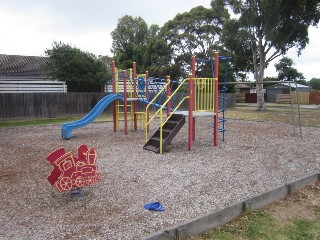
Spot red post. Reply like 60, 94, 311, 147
191, 56, 196, 77
166, 76, 171, 117
124, 71, 128, 135
133, 62, 137, 130
213, 52, 219, 146
112, 61, 117, 132
191, 56, 196, 142
188, 74, 194, 151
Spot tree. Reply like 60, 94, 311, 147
111, 16, 172, 74
263, 76, 278, 88
44, 41, 110, 92
160, 6, 230, 77
275, 57, 305, 82
308, 78, 320, 90
111, 15, 148, 71
143, 24, 172, 67
212, 0, 320, 110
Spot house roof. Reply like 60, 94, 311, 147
0, 54, 50, 77
235, 83, 251, 89
279, 82, 310, 88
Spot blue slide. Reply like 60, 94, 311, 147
61, 94, 123, 139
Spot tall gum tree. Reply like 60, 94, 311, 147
160, 6, 230, 77
212, 0, 320, 110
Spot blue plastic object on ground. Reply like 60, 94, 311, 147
61, 94, 123, 139
144, 202, 165, 211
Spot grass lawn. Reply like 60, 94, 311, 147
0, 113, 113, 128
225, 106, 320, 126
1, 104, 319, 128
189, 182, 320, 240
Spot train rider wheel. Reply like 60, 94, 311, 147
59, 177, 73, 191
85, 176, 95, 186
75, 176, 85, 188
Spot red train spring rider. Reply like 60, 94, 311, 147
46, 144, 101, 194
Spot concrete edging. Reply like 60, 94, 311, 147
144, 172, 320, 240
286, 173, 319, 195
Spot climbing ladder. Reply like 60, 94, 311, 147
112, 68, 135, 132
217, 56, 232, 142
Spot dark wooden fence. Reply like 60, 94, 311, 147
0, 92, 236, 119
0, 93, 107, 119
309, 92, 320, 105
245, 93, 258, 103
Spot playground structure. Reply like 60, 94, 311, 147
109, 52, 231, 153
61, 52, 232, 154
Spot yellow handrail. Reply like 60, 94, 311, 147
145, 77, 216, 154
145, 78, 189, 154
159, 79, 189, 124
171, 96, 190, 114
145, 81, 171, 142
158, 78, 190, 154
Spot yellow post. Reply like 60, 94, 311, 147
160, 108, 163, 154
145, 108, 149, 142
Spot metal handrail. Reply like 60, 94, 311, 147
158, 78, 190, 154
145, 77, 221, 153
145, 81, 171, 142
145, 78, 189, 153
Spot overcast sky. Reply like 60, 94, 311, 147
0, 0, 319, 80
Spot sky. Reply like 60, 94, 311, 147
0, 0, 319, 80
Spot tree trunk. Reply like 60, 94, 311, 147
255, 35, 267, 111
256, 82, 265, 110
254, 64, 266, 111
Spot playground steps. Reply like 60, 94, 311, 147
143, 114, 185, 153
